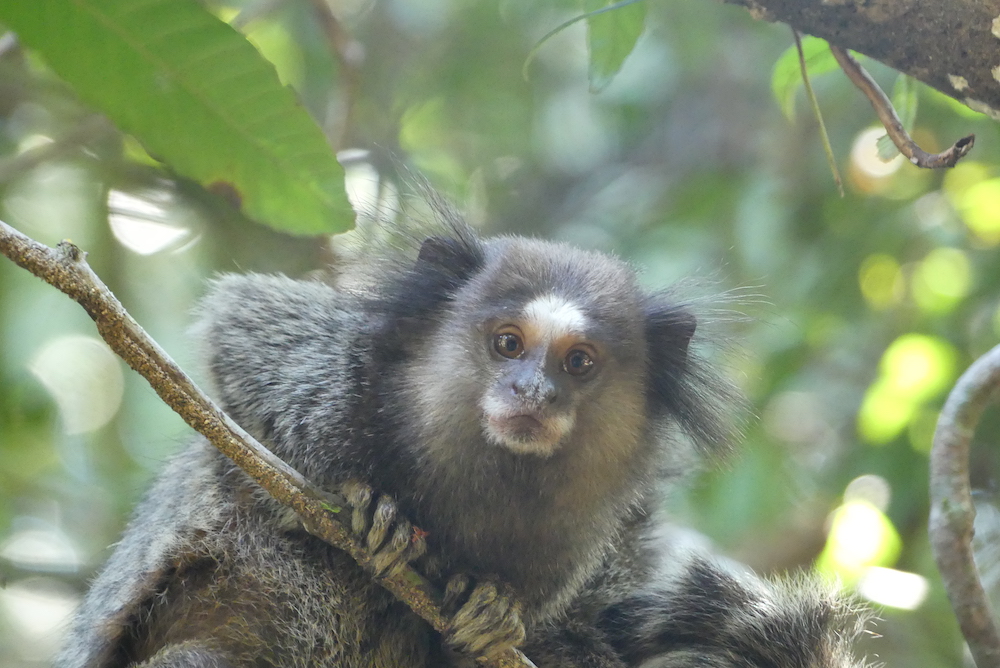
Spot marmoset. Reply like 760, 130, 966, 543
56, 204, 868, 668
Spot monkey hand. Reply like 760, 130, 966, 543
442, 574, 527, 661
342, 480, 428, 578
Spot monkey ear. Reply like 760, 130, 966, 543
644, 300, 741, 457
417, 235, 481, 281
645, 304, 697, 367
375, 233, 485, 328
417, 235, 457, 264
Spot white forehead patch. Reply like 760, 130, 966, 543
522, 294, 588, 340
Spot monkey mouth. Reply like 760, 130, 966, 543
493, 414, 545, 439
482, 409, 575, 457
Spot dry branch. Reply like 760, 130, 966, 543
930, 343, 1000, 668
830, 46, 974, 169
0, 219, 534, 668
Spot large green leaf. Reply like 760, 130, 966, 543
585, 0, 646, 93
0, 0, 350, 235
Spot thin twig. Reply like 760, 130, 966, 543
930, 344, 1000, 668
795, 30, 843, 197
829, 45, 974, 169
0, 220, 534, 668
304, 0, 363, 149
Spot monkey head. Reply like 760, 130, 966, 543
399, 234, 705, 464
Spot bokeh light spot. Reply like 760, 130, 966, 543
943, 160, 992, 200
857, 567, 929, 610
851, 127, 903, 178
858, 334, 956, 444
858, 253, 903, 310
843, 474, 891, 512
816, 499, 901, 583
0, 527, 80, 572
881, 334, 957, 398
858, 382, 914, 445
107, 189, 193, 255
912, 247, 972, 313
958, 178, 1000, 245
28, 335, 124, 435
0, 577, 79, 661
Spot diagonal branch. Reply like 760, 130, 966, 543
0, 219, 534, 668
930, 343, 1000, 668
829, 45, 974, 169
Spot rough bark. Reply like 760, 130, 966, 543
726, 0, 1000, 118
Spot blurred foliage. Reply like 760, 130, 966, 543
0, 0, 349, 235
1, 0, 999, 666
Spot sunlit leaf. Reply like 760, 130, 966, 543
771, 36, 840, 120
585, 0, 646, 93
0, 0, 350, 235
523, 1, 646, 89
892, 74, 919, 130
874, 134, 898, 161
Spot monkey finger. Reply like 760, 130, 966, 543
442, 573, 472, 615
450, 609, 525, 659
366, 495, 397, 553
342, 480, 374, 537
448, 582, 525, 658
369, 517, 414, 577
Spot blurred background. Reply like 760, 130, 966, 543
2, 0, 1000, 666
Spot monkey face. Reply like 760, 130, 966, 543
399, 235, 654, 469
478, 293, 605, 457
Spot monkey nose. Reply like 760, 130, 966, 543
511, 379, 558, 405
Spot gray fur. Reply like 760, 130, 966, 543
55, 220, 868, 668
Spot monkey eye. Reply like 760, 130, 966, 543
494, 332, 525, 359
563, 349, 595, 376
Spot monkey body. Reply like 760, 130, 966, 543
57, 218, 866, 668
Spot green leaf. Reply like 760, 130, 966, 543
0, 0, 350, 235
875, 133, 899, 162
771, 36, 840, 121
891, 73, 919, 130
585, 0, 646, 93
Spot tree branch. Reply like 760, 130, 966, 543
0, 219, 535, 668
930, 343, 1000, 668
304, 0, 364, 149
724, 0, 1000, 117
829, 45, 974, 169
